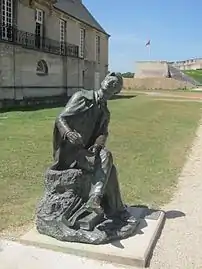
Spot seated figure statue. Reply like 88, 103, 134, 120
36, 72, 139, 244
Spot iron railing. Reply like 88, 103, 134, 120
0, 24, 79, 58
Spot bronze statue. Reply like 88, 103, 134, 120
36, 72, 139, 244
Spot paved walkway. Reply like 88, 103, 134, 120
0, 239, 128, 269
150, 120, 202, 269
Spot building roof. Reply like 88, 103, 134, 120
54, 0, 109, 36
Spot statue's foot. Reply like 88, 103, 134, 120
85, 195, 104, 215
119, 209, 138, 224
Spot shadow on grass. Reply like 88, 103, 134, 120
0, 102, 65, 113
0, 95, 137, 113
110, 94, 137, 100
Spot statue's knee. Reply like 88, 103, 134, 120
100, 148, 113, 164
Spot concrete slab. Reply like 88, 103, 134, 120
20, 207, 165, 268
0, 240, 130, 269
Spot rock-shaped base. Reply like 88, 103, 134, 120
36, 216, 139, 245
36, 168, 139, 244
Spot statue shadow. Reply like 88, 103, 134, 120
130, 205, 186, 219
130, 206, 185, 267
165, 210, 186, 219
108, 205, 150, 249
109, 205, 186, 259
110, 218, 147, 249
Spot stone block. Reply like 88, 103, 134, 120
20, 207, 165, 268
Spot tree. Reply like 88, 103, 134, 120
121, 72, 134, 78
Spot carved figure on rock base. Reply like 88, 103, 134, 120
36, 72, 139, 244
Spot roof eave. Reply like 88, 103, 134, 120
54, 6, 110, 37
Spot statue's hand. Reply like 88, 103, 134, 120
88, 144, 102, 155
65, 131, 84, 146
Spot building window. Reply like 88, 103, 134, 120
36, 59, 48, 76
79, 28, 85, 58
35, 9, 43, 49
35, 23, 41, 48
60, 19, 66, 54
1, 0, 13, 40
95, 35, 100, 63
35, 8, 43, 24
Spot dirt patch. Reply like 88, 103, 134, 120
0, 222, 33, 240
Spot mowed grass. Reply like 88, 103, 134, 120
183, 69, 202, 84
0, 96, 201, 232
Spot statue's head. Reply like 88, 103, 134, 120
100, 72, 123, 100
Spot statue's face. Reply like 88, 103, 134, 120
101, 72, 123, 100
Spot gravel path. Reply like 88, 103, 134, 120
150, 120, 202, 269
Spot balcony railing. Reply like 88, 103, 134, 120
0, 24, 79, 58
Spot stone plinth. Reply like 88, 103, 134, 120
20, 207, 165, 268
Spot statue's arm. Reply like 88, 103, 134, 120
55, 91, 85, 139
55, 108, 72, 139
93, 104, 110, 148
94, 120, 109, 147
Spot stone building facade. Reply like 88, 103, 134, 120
0, 0, 109, 105
169, 58, 202, 71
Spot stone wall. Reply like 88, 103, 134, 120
135, 61, 169, 78
123, 78, 194, 90
0, 43, 86, 103
171, 58, 202, 71
16, 1, 109, 85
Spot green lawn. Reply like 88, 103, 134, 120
183, 69, 202, 84
0, 96, 201, 233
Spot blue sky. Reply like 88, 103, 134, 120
83, 0, 201, 73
